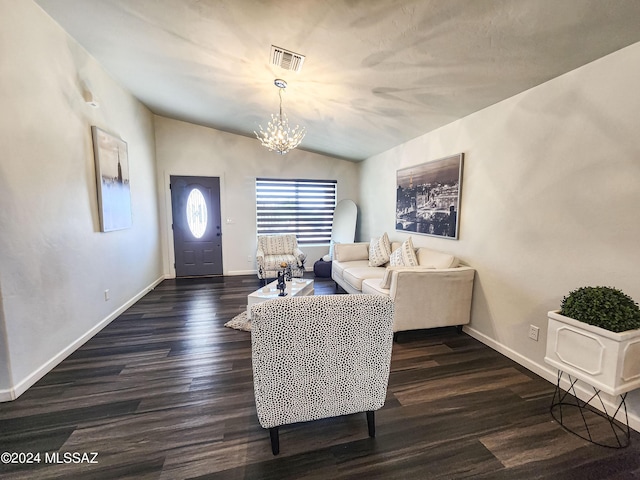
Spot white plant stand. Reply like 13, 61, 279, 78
549, 371, 630, 448
545, 310, 640, 448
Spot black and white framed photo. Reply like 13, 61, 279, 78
396, 153, 464, 239
91, 126, 132, 232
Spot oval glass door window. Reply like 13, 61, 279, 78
186, 188, 207, 238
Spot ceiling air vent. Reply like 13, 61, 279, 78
270, 45, 305, 73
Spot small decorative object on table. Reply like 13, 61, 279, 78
277, 262, 288, 296
285, 263, 292, 281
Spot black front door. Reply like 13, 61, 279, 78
170, 176, 223, 277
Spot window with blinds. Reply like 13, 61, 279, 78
256, 178, 337, 245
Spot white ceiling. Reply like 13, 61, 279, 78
35, 0, 640, 161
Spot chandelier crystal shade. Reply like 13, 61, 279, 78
255, 79, 305, 155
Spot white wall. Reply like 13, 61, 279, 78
154, 116, 360, 277
0, 1, 163, 399
0, 283, 11, 391
360, 42, 640, 420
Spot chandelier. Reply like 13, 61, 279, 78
255, 79, 306, 154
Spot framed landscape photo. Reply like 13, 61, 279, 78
91, 126, 132, 232
396, 153, 464, 239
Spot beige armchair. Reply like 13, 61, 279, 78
250, 294, 394, 455
256, 234, 306, 283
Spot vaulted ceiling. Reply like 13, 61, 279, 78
35, 0, 640, 161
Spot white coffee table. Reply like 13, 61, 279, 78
247, 278, 314, 319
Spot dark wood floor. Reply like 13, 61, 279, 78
2, 275, 640, 480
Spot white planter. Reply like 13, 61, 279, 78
544, 310, 640, 396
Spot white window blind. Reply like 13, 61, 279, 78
256, 178, 337, 245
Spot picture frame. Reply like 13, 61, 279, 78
91, 126, 132, 232
396, 153, 464, 239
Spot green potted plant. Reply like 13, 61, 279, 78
545, 286, 640, 396
560, 287, 640, 333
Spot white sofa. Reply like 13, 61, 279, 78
332, 241, 475, 333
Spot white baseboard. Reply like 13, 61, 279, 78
463, 325, 640, 432
164, 270, 258, 278
226, 269, 257, 276
463, 326, 557, 383
0, 388, 15, 402
3, 275, 166, 402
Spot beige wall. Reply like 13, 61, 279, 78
359, 42, 640, 423
0, 1, 163, 399
0, 284, 10, 391
154, 116, 360, 277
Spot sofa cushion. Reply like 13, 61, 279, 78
389, 237, 419, 267
332, 259, 370, 280
368, 232, 391, 267
343, 266, 386, 291
263, 254, 299, 272
416, 247, 459, 268
362, 278, 390, 296
334, 243, 369, 262
380, 267, 392, 289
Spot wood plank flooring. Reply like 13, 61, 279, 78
2, 275, 640, 479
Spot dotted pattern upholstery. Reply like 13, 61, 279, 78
250, 294, 394, 430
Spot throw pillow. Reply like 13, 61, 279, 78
368, 232, 391, 267
416, 247, 458, 268
388, 248, 402, 266
389, 237, 419, 267
334, 242, 368, 262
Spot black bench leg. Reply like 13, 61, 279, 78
366, 411, 375, 437
269, 427, 280, 455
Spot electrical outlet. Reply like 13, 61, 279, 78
528, 325, 539, 341
247, 255, 252, 262
104, 289, 110, 301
